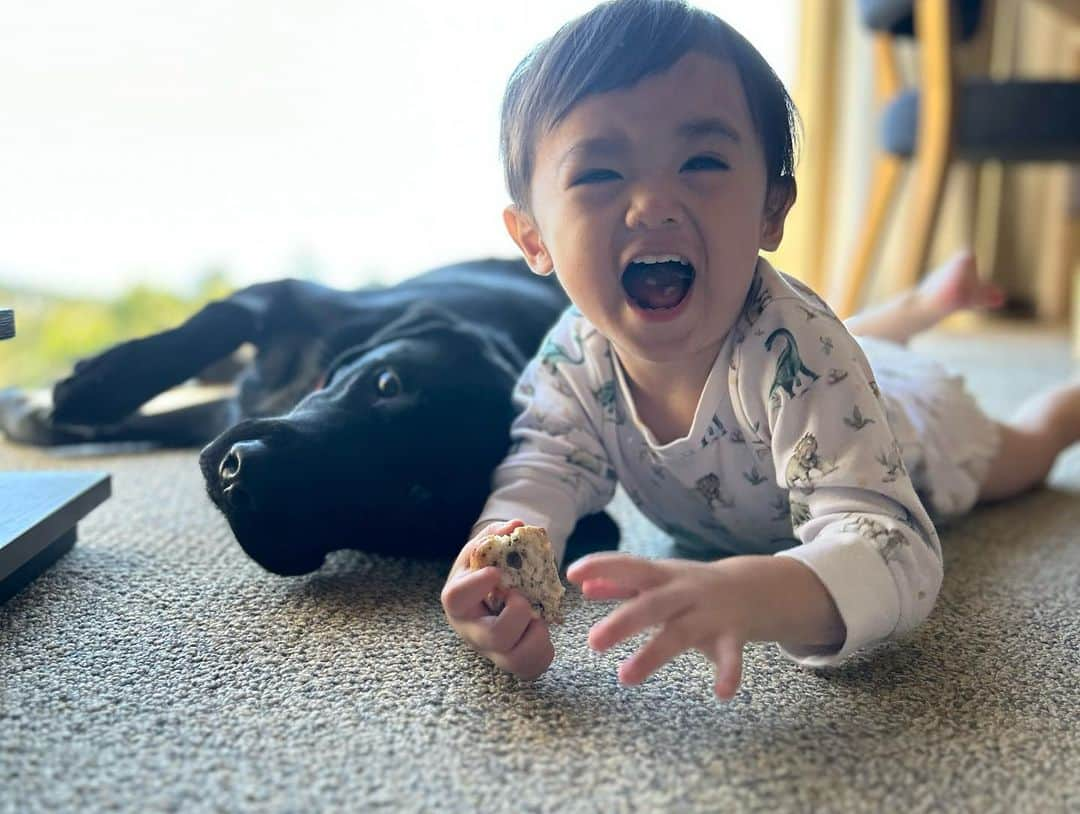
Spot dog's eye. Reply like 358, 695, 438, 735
375, 369, 402, 398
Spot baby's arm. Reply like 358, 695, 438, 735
442, 313, 617, 678
470, 317, 618, 565
734, 296, 942, 667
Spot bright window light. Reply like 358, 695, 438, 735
0, 1, 797, 298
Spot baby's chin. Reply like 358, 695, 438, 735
610, 302, 736, 366
609, 318, 710, 365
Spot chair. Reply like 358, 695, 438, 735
836, 0, 1080, 317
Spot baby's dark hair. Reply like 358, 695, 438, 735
500, 0, 800, 212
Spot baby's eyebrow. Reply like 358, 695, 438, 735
677, 117, 741, 144
557, 117, 741, 171
558, 137, 627, 170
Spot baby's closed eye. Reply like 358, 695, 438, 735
571, 169, 622, 186
681, 155, 730, 172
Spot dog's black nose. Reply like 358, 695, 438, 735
218, 439, 268, 511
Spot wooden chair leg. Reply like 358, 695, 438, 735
834, 31, 904, 318
887, 0, 957, 297
835, 154, 904, 318
891, 128, 952, 298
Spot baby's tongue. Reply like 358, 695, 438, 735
622, 261, 693, 309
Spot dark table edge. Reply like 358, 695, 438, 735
0, 473, 112, 603
0, 528, 77, 604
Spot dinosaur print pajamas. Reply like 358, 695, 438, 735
475, 259, 1000, 667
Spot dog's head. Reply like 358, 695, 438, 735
199, 301, 527, 575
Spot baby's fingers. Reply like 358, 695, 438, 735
588, 585, 691, 652
442, 566, 502, 620
473, 591, 537, 654
580, 577, 638, 601
566, 553, 669, 597
617, 628, 687, 686
491, 616, 555, 681
707, 635, 745, 701
484, 519, 525, 538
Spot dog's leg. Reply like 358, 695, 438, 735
99, 396, 241, 447
0, 389, 238, 448
50, 288, 283, 425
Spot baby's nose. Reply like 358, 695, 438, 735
625, 185, 682, 231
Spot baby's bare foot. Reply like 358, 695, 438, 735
917, 250, 1006, 322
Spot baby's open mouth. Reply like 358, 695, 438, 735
621, 257, 695, 310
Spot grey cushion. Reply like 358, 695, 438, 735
881, 81, 1080, 161
858, 0, 983, 41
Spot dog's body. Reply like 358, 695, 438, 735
0, 259, 617, 574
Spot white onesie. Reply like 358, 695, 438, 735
475, 258, 999, 667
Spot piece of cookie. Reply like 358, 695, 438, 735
468, 525, 565, 624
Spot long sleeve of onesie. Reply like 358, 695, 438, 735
732, 290, 943, 667
473, 310, 618, 563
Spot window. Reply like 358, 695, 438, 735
1, 1, 797, 297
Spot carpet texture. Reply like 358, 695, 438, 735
2, 323, 1078, 813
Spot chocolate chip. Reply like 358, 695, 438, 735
506, 551, 523, 569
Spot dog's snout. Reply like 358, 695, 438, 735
223, 483, 253, 510
216, 439, 270, 511
217, 440, 266, 481
219, 451, 241, 481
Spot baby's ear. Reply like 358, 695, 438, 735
760, 178, 797, 251
503, 205, 554, 276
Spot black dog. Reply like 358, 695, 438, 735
0, 259, 617, 574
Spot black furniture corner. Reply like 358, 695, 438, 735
1, 307, 112, 603
0, 472, 111, 603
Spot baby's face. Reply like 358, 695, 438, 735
514, 52, 789, 368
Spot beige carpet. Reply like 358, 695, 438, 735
2, 322, 1078, 813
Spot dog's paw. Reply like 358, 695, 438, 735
51, 346, 144, 424
52, 370, 112, 424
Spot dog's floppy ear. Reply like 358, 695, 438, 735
321, 301, 453, 379
378, 301, 527, 392
361, 301, 469, 346
324, 301, 525, 390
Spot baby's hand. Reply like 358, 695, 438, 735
441, 520, 555, 681
566, 553, 762, 700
